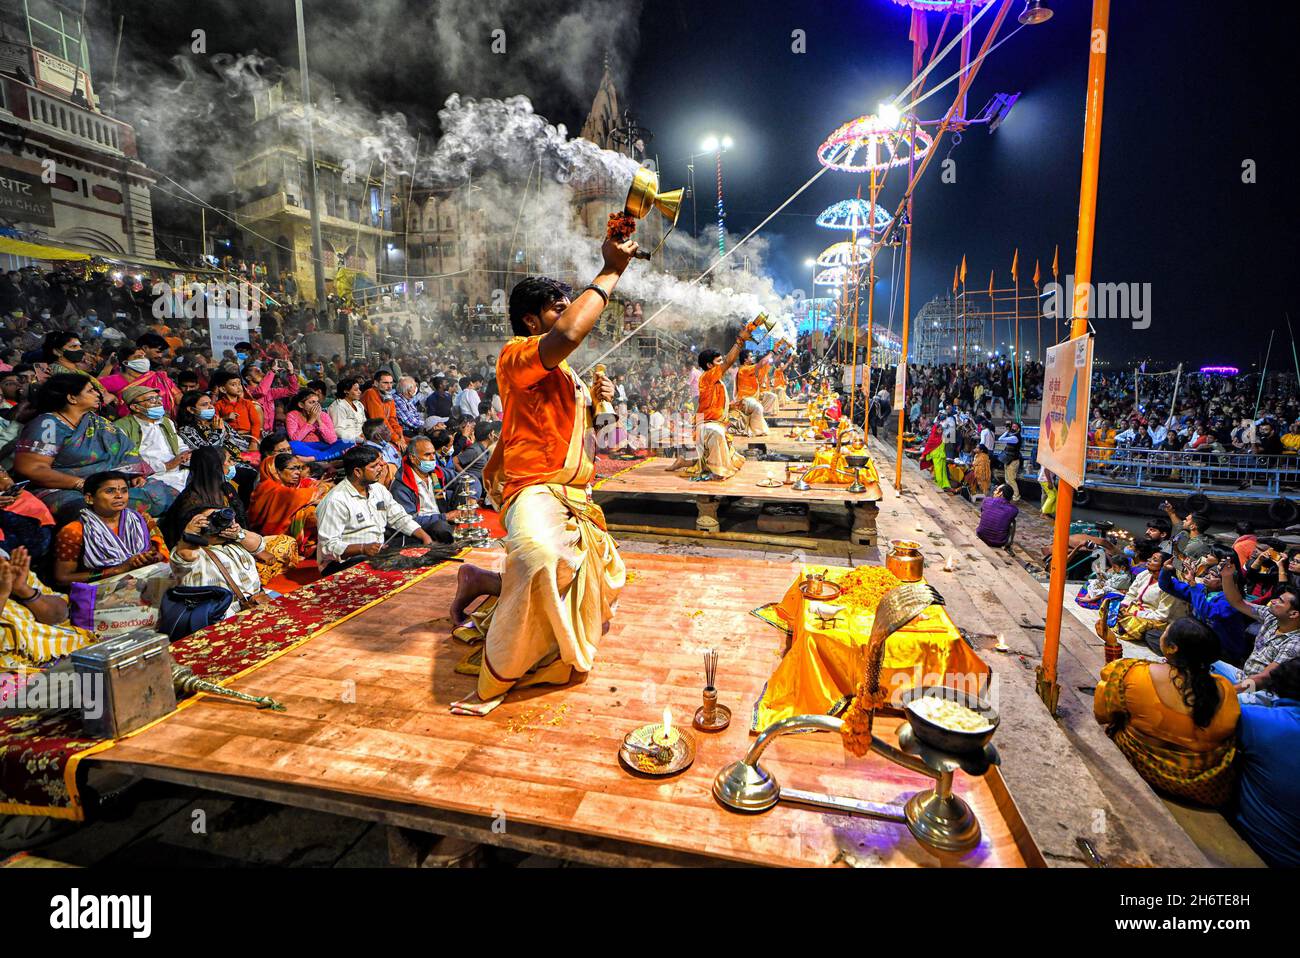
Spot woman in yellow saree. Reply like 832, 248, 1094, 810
1094, 617, 1240, 807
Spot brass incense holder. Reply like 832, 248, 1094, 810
620, 721, 696, 776
693, 650, 731, 732
622, 166, 684, 259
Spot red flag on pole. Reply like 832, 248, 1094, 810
909, 10, 929, 78
959, 255, 967, 284
1033, 258, 1041, 286
952, 264, 959, 293
1051, 244, 1060, 280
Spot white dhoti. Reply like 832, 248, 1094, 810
476, 484, 624, 702
691, 420, 744, 478
760, 390, 779, 415
741, 396, 768, 436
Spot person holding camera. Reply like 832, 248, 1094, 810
168, 504, 271, 617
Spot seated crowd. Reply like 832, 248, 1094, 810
0, 325, 505, 674
1091, 528, 1300, 866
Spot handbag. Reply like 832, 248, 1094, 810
202, 547, 274, 612
157, 585, 233, 642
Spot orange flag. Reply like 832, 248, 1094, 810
1051, 244, 1060, 279
959, 254, 967, 284
1033, 258, 1041, 286
1010, 248, 1019, 281
988, 271, 994, 297
952, 264, 959, 293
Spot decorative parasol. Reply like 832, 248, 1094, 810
817, 112, 934, 173
816, 198, 894, 234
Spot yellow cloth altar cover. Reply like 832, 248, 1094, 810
752, 565, 988, 732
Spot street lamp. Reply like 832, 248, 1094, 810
702, 133, 733, 259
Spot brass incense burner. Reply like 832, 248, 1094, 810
622, 167, 684, 259
713, 583, 1000, 854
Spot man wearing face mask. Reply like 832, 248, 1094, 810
391, 436, 454, 543
362, 371, 407, 450
114, 384, 191, 492
315, 444, 432, 573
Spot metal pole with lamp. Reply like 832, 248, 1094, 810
894, 118, 918, 490
295, 0, 328, 307
1040, 0, 1109, 714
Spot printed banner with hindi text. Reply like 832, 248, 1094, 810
1037, 336, 1094, 488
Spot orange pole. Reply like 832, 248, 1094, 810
864, 166, 878, 408
1040, 0, 1110, 713
1014, 269, 1021, 417
894, 150, 916, 489
849, 214, 861, 423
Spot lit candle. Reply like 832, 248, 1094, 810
655, 706, 679, 747
994, 634, 1010, 652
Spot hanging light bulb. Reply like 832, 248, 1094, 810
1018, 0, 1053, 25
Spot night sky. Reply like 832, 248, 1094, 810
97, 0, 1297, 367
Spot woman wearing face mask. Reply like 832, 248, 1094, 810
162, 446, 301, 586
99, 344, 182, 418
42, 331, 109, 406
14, 373, 177, 519
174, 389, 251, 460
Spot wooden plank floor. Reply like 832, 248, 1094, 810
595, 457, 882, 504
93, 551, 1033, 867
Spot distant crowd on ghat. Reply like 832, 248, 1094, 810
1, 264, 1297, 666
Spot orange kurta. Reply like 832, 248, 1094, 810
361, 387, 406, 447
735, 364, 759, 401
774, 365, 787, 388
697, 364, 727, 423
213, 395, 263, 438
483, 336, 595, 506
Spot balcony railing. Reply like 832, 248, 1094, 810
25, 88, 123, 154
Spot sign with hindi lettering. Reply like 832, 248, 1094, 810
0, 168, 55, 226
209, 305, 252, 360
1037, 336, 1094, 488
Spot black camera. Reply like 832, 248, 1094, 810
204, 508, 237, 536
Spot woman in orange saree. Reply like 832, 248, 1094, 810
248, 453, 329, 552
1094, 617, 1240, 806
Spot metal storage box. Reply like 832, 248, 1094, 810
69, 631, 176, 739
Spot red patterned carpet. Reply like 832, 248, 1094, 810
0, 560, 449, 820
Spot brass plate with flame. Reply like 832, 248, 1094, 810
619, 722, 697, 777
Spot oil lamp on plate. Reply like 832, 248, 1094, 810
620, 706, 696, 776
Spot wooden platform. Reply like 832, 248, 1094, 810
595, 457, 881, 544
90, 551, 1040, 868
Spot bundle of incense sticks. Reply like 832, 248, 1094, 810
704, 649, 718, 691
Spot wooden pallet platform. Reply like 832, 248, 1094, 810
595, 457, 881, 544
90, 551, 1040, 868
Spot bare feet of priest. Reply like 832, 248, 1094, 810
450, 563, 503, 628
